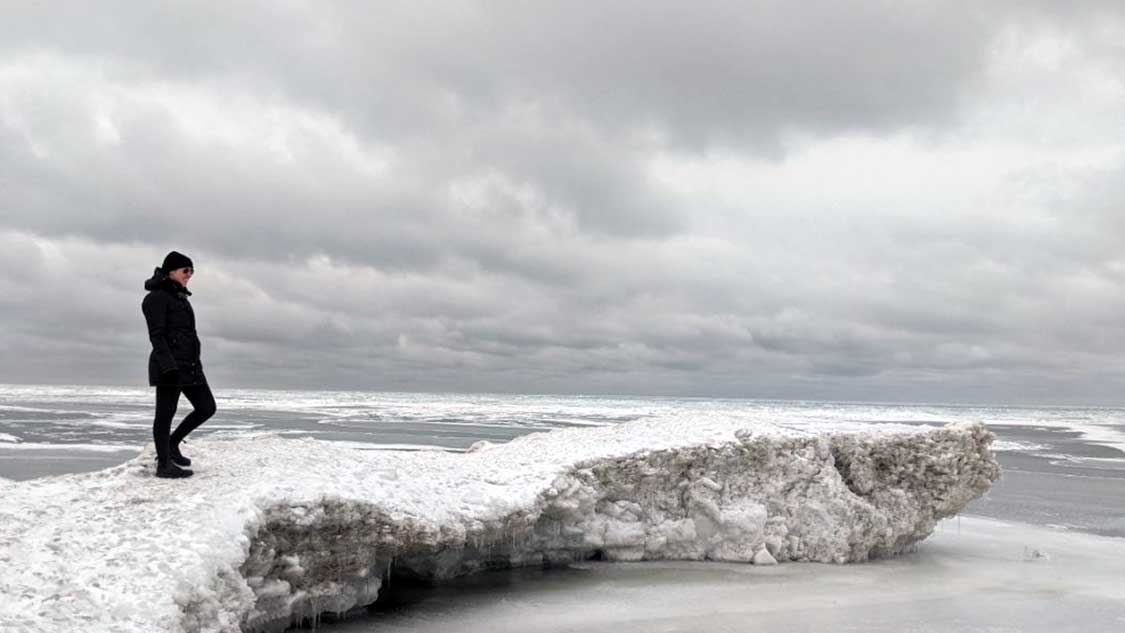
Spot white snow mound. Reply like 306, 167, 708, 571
0, 417, 999, 633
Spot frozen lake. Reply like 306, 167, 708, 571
2, 384, 1124, 632
3, 384, 1123, 536
340, 517, 1125, 633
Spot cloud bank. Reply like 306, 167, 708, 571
2, 2, 1123, 403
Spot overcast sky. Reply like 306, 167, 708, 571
2, 2, 1124, 404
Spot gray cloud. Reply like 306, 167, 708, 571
1, 2, 1124, 403
0, 2, 995, 140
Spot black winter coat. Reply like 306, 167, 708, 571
142, 268, 207, 387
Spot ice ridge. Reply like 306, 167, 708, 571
0, 417, 999, 633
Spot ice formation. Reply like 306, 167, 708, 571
0, 417, 999, 633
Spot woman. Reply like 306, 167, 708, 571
141, 251, 216, 479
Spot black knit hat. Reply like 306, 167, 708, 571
160, 251, 194, 274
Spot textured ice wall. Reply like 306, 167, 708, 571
234, 423, 998, 632
0, 418, 998, 633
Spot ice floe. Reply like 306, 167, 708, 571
0, 416, 998, 632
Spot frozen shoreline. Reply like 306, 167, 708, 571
0, 417, 997, 633
342, 515, 1125, 633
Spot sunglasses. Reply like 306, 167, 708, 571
179, 267, 194, 275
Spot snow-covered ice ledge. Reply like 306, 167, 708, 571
0, 418, 999, 633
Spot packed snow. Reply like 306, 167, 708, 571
0, 416, 999, 633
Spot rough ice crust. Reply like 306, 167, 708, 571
0, 418, 998, 633
235, 421, 999, 631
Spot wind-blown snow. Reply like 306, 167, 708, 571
0, 417, 998, 633
0, 442, 140, 453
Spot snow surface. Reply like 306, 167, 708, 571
0, 442, 140, 453
990, 439, 1049, 452
0, 416, 998, 633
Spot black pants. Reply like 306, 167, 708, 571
153, 383, 216, 463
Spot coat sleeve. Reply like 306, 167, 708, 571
142, 293, 178, 373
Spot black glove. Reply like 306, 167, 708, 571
161, 368, 181, 385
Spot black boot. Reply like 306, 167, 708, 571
154, 453, 192, 468
169, 443, 192, 467
155, 460, 193, 479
